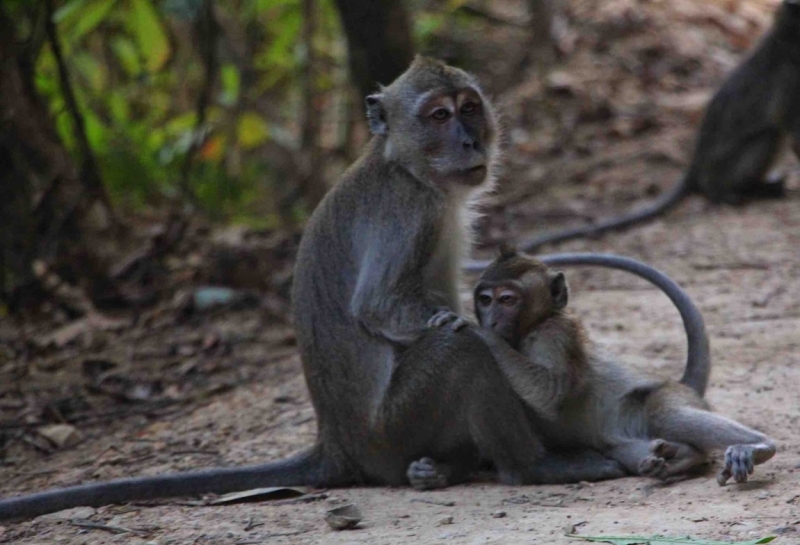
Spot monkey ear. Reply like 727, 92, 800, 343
365, 94, 388, 136
549, 272, 569, 310
498, 244, 518, 260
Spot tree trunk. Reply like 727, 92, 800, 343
332, 0, 414, 100
0, 5, 119, 311
298, 0, 327, 209
526, 0, 560, 67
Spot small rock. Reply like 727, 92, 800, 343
37, 506, 96, 521
37, 424, 82, 449
492, 511, 507, 519
325, 504, 362, 530
437, 516, 454, 526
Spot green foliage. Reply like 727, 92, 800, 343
567, 534, 777, 545
31, 0, 347, 222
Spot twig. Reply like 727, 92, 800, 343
410, 498, 456, 507
68, 518, 150, 536
244, 517, 264, 531
172, 449, 221, 456
179, 0, 218, 208
692, 261, 770, 271
43, 0, 115, 220
235, 530, 309, 543
457, 3, 528, 27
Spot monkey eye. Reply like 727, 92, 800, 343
431, 108, 451, 122
499, 294, 517, 306
478, 293, 492, 306
460, 101, 479, 115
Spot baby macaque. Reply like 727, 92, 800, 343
473, 248, 776, 483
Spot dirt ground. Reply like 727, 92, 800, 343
3, 0, 800, 543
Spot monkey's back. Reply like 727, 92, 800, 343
291, 138, 446, 465
691, 9, 800, 197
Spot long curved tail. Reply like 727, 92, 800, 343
466, 252, 710, 397
539, 253, 710, 397
518, 176, 691, 253
0, 444, 343, 521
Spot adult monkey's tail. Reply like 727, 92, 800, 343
465, 252, 710, 397
517, 175, 691, 253
0, 444, 349, 521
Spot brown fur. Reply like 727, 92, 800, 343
475, 250, 777, 485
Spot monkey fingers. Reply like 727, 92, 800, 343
427, 310, 469, 331
406, 457, 451, 490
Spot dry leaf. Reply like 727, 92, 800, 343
209, 487, 309, 505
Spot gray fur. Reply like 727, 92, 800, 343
0, 57, 621, 521
475, 253, 776, 484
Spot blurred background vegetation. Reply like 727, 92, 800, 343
0, 0, 554, 313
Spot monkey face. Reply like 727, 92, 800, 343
365, 57, 498, 191
412, 88, 493, 187
474, 284, 525, 345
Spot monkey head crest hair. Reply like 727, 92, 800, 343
479, 245, 548, 282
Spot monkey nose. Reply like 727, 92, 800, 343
462, 138, 478, 150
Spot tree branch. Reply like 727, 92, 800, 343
43, 0, 115, 218
180, 0, 219, 209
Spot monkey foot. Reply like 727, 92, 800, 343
717, 445, 756, 485
639, 455, 666, 478
407, 457, 451, 490
639, 439, 697, 480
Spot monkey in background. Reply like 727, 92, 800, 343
472, 248, 776, 483
508, 0, 800, 254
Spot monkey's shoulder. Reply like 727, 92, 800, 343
328, 147, 444, 221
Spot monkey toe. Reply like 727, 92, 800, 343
648, 439, 676, 460
638, 455, 665, 477
716, 468, 732, 486
407, 457, 449, 491
724, 445, 756, 483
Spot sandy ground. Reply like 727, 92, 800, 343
5, 197, 800, 544
3, 0, 800, 543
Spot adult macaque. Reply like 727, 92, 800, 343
474, 248, 776, 483
0, 57, 626, 521
510, 0, 800, 253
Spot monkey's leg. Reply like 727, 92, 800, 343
602, 438, 655, 474
650, 407, 775, 485
638, 439, 706, 479
375, 327, 623, 488
705, 131, 782, 203
370, 326, 529, 489
524, 449, 626, 484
